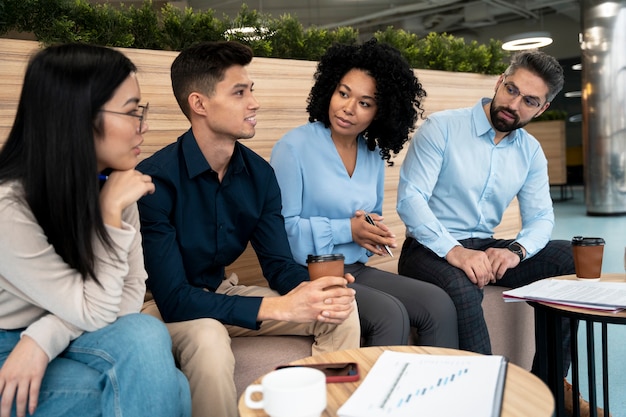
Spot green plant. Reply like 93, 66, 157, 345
61, 1, 134, 46
266, 14, 358, 61
224, 3, 272, 56
127, 2, 163, 50
1, 0, 70, 40
265, 14, 306, 59
160, 4, 226, 51
0, 0, 508, 74
374, 28, 508, 74
532, 109, 568, 122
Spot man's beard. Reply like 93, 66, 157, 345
489, 102, 530, 132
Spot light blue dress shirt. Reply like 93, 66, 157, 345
270, 121, 385, 266
397, 98, 554, 259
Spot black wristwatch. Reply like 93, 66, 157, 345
507, 242, 525, 262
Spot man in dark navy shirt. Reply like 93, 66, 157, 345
138, 41, 360, 417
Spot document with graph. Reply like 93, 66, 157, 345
337, 350, 508, 417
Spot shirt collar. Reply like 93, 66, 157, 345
181, 129, 250, 179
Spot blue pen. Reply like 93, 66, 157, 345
98, 174, 108, 181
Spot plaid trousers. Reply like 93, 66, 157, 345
399, 236, 575, 376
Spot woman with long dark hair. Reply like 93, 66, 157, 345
0, 43, 190, 417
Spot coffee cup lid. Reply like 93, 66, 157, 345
571, 236, 605, 246
306, 254, 345, 263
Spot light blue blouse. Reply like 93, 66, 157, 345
397, 98, 554, 259
270, 121, 385, 266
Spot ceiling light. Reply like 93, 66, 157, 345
572, 63, 582, 70
564, 91, 582, 98
501, 32, 553, 51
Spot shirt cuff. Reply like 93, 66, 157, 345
330, 218, 352, 246
22, 315, 82, 361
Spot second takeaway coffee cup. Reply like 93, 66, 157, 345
306, 254, 345, 281
571, 236, 605, 280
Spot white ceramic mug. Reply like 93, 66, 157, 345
244, 367, 326, 417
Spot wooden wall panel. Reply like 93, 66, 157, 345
1, 38, 498, 160
524, 120, 567, 185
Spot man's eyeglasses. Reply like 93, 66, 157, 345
501, 82, 542, 109
100, 103, 149, 131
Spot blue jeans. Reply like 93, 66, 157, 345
0, 314, 191, 417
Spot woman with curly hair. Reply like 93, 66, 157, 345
270, 39, 458, 347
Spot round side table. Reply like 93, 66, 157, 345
238, 345, 554, 417
531, 273, 626, 417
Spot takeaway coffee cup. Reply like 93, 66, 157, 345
571, 236, 605, 280
306, 254, 345, 281
244, 366, 327, 417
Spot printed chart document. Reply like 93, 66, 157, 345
502, 279, 626, 312
337, 351, 508, 417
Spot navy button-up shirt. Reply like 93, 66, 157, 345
137, 129, 308, 329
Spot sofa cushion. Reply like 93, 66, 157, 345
483, 285, 535, 370
232, 335, 313, 397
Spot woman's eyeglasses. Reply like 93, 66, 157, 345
100, 103, 149, 131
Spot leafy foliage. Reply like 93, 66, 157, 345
374, 28, 508, 74
532, 109, 568, 121
128, 2, 164, 50
266, 14, 358, 60
0, 0, 508, 74
160, 4, 226, 51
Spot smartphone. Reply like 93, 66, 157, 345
275, 362, 360, 383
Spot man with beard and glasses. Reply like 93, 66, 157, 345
396, 50, 606, 417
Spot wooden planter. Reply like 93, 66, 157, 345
525, 120, 567, 186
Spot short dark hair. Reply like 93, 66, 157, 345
171, 41, 254, 119
504, 50, 564, 102
0, 43, 136, 282
306, 38, 426, 165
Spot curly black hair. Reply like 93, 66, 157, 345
306, 38, 427, 165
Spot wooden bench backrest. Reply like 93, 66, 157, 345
0, 38, 520, 287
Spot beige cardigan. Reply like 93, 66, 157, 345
0, 181, 147, 360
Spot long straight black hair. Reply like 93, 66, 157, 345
0, 43, 136, 282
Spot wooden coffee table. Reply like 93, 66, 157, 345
238, 345, 554, 417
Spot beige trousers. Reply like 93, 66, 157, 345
142, 273, 361, 417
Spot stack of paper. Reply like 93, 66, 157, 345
502, 279, 626, 312
337, 351, 508, 417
